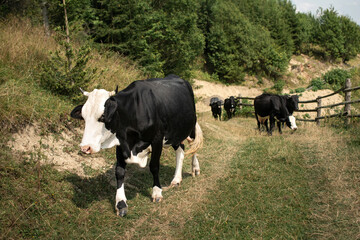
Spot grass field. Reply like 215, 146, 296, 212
1, 112, 360, 239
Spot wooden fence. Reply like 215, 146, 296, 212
235, 78, 360, 124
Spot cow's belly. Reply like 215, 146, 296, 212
125, 146, 152, 168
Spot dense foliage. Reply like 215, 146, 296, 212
2, 0, 360, 83
308, 68, 352, 91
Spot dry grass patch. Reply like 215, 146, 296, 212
0, 16, 57, 71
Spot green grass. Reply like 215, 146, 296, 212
182, 136, 312, 239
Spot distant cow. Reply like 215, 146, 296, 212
209, 97, 222, 121
254, 93, 297, 135
280, 94, 299, 130
71, 75, 203, 217
224, 96, 236, 119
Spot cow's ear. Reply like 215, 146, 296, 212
70, 105, 84, 120
104, 97, 118, 123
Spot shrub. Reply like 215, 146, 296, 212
323, 68, 351, 90
236, 99, 254, 117
309, 78, 326, 91
295, 87, 306, 93
39, 42, 98, 102
272, 80, 285, 94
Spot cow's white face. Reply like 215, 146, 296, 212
288, 115, 297, 130
76, 89, 120, 154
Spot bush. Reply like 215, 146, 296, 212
295, 87, 305, 93
236, 99, 254, 117
39, 42, 97, 102
323, 68, 351, 90
272, 80, 285, 94
309, 78, 326, 91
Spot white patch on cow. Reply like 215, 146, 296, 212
115, 184, 127, 212
289, 115, 297, 130
101, 133, 120, 149
80, 89, 117, 153
257, 115, 269, 124
171, 147, 185, 186
163, 137, 171, 147
151, 186, 163, 202
125, 146, 151, 168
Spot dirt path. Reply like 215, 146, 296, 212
122, 114, 255, 239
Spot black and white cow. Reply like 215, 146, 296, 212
254, 93, 297, 135
224, 96, 236, 119
70, 75, 203, 217
209, 97, 222, 121
280, 94, 299, 130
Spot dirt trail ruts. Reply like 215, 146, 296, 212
122, 114, 255, 239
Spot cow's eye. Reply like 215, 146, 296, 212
98, 114, 105, 122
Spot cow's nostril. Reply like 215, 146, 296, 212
81, 146, 92, 154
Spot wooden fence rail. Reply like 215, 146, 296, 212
232, 78, 359, 125
294, 78, 360, 125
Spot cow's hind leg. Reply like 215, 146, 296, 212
170, 144, 185, 187
115, 146, 128, 217
192, 153, 200, 177
150, 139, 163, 202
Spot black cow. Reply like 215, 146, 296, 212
70, 75, 203, 216
224, 96, 236, 119
209, 97, 222, 121
254, 93, 297, 135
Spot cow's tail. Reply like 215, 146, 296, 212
185, 122, 203, 155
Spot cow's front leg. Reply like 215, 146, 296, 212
269, 117, 276, 136
277, 121, 283, 134
115, 146, 128, 217
149, 140, 163, 202
170, 145, 185, 187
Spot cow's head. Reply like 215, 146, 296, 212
70, 87, 120, 154
284, 115, 297, 130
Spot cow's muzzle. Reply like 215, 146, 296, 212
81, 145, 93, 154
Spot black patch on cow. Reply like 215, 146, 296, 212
104, 97, 118, 123
117, 200, 128, 217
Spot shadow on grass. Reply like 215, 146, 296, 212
65, 161, 192, 211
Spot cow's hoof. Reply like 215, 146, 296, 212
170, 181, 181, 188
152, 197, 163, 203
192, 169, 200, 177
116, 200, 128, 217
118, 208, 128, 217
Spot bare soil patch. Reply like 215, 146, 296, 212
7, 124, 111, 177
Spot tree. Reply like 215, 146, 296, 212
339, 16, 360, 63
204, 0, 288, 83
316, 7, 345, 61
90, 0, 204, 79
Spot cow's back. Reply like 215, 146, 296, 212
254, 94, 273, 116
115, 75, 196, 145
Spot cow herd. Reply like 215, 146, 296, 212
210, 93, 299, 135
70, 75, 299, 216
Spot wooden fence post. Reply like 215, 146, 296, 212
238, 94, 242, 110
316, 98, 322, 126
345, 78, 351, 125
